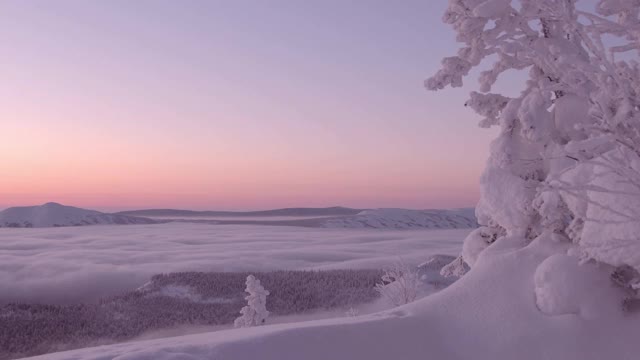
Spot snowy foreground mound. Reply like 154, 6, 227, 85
322, 208, 477, 229
0, 203, 155, 228
30, 236, 639, 360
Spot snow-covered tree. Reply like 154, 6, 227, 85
375, 261, 420, 307
234, 275, 270, 328
429, 0, 640, 294
345, 307, 359, 317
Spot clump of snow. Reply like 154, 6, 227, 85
461, 226, 496, 266
323, 208, 477, 229
0, 202, 155, 228
534, 253, 625, 319
557, 152, 640, 271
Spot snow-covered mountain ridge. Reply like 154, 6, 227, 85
321, 208, 477, 229
0, 204, 477, 229
0, 202, 156, 228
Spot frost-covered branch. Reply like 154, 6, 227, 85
427, 0, 640, 275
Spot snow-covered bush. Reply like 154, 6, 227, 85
345, 307, 359, 317
428, 0, 640, 297
234, 275, 270, 328
375, 261, 420, 307
440, 255, 467, 278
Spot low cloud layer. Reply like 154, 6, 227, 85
0, 223, 467, 303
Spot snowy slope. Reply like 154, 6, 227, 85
322, 208, 477, 229
0, 202, 156, 228
27, 236, 640, 360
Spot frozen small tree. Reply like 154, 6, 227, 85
375, 261, 420, 307
345, 307, 359, 317
234, 275, 270, 328
428, 0, 640, 284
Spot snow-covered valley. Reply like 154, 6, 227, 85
0, 223, 468, 359
0, 223, 467, 304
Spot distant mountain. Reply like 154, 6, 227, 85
0, 202, 156, 228
167, 208, 478, 230
116, 206, 364, 218
321, 208, 477, 229
0, 203, 476, 230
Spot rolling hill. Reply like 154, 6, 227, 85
0, 202, 156, 228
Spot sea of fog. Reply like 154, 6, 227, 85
0, 223, 468, 304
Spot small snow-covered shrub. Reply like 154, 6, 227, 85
234, 275, 270, 328
345, 307, 359, 317
440, 256, 467, 278
375, 261, 420, 307
419, 254, 465, 286
461, 226, 501, 267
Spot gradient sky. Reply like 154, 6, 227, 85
1, 0, 509, 211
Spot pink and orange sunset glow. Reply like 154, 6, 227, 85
1, 0, 506, 211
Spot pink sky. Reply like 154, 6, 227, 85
0, 1, 502, 211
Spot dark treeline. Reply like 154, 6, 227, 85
0, 269, 382, 360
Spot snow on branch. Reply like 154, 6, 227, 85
427, 0, 640, 276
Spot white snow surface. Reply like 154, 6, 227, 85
0, 223, 467, 304
323, 208, 476, 229
26, 234, 640, 360
0, 202, 155, 228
